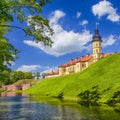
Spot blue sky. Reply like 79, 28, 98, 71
8, 0, 120, 73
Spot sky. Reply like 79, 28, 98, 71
8, 0, 120, 73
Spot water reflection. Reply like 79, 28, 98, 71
0, 95, 119, 120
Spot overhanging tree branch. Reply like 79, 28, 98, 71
0, 24, 26, 33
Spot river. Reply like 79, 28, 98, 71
0, 93, 120, 120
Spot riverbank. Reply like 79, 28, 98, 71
0, 95, 120, 120
24, 53, 120, 106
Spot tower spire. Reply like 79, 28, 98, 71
96, 21, 99, 29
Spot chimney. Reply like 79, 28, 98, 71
87, 53, 90, 56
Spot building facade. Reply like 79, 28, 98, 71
45, 27, 114, 78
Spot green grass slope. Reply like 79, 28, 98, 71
26, 53, 120, 105
14, 79, 41, 86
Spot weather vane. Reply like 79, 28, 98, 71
96, 22, 99, 29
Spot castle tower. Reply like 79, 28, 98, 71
92, 23, 102, 62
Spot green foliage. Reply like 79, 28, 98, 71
0, 39, 19, 68
0, 0, 53, 46
107, 90, 120, 106
0, 0, 13, 22
11, 71, 33, 82
0, 38, 19, 84
26, 53, 120, 105
77, 86, 101, 106
24, 72, 32, 79
57, 92, 64, 99
0, 70, 33, 86
0, 0, 53, 84
0, 70, 11, 85
25, 16, 53, 46
12, 71, 25, 82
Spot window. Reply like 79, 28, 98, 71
96, 49, 98, 53
82, 64, 86, 68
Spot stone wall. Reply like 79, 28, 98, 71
22, 84, 30, 90
2, 84, 30, 91
2, 85, 21, 91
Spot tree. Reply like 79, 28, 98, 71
0, 0, 53, 46
0, 39, 19, 71
24, 72, 32, 79
11, 71, 25, 82
0, 38, 19, 85
0, 0, 53, 84
42, 73, 46, 79
0, 70, 11, 85
34, 72, 41, 79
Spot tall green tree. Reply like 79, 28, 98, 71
0, 0, 53, 85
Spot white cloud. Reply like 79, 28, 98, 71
50, 10, 65, 25
92, 0, 120, 22
79, 20, 88, 26
24, 10, 92, 56
103, 35, 117, 47
76, 12, 81, 19
17, 65, 41, 72
41, 66, 58, 74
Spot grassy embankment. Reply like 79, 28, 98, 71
25, 53, 120, 105
13, 79, 41, 86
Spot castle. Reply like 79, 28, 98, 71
45, 26, 114, 78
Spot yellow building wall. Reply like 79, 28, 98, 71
58, 57, 93, 76
58, 67, 66, 76
92, 41, 102, 62
75, 62, 82, 73
45, 74, 60, 78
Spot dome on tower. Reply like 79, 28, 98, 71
92, 29, 102, 42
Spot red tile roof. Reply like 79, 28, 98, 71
59, 55, 92, 67
101, 53, 115, 58
78, 55, 92, 62
45, 71, 59, 76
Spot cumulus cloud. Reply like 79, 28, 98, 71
76, 12, 81, 19
103, 35, 117, 47
24, 10, 92, 56
17, 65, 41, 72
79, 20, 88, 26
92, 0, 120, 22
